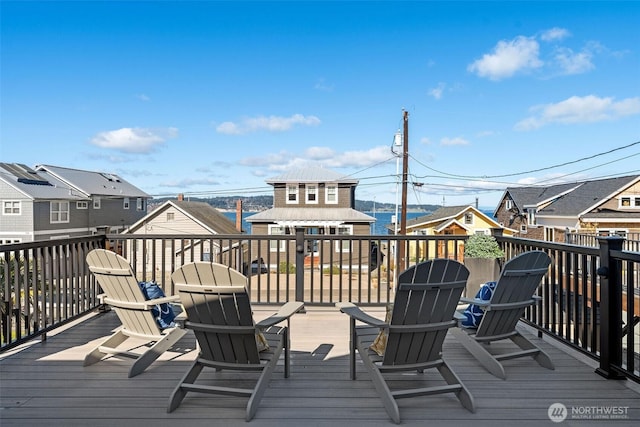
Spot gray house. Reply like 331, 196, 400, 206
494, 175, 640, 242
246, 166, 376, 269
0, 163, 150, 243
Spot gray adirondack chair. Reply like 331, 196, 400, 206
337, 258, 475, 424
85, 249, 186, 377
451, 250, 554, 379
168, 262, 304, 421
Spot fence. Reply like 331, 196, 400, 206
1, 231, 638, 383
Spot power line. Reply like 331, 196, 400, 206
410, 140, 640, 179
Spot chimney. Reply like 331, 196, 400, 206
177, 193, 184, 201
236, 199, 243, 232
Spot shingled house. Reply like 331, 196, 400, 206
494, 175, 640, 242
246, 166, 376, 270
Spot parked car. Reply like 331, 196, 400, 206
243, 257, 268, 275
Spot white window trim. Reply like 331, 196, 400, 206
505, 199, 513, 210
137, 197, 144, 211
332, 225, 353, 253
93, 197, 101, 209
3, 200, 21, 215
305, 184, 318, 205
76, 201, 88, 209
527, 209, 536, 226
50, 201, 70, 224
325, 184, 338, 204
1, 238, 22, 244
619, 195, 640, 209
123, 197, 130, 209
268, 225, 287, 251
464, 212, 474, 225
286, 185, 299, 204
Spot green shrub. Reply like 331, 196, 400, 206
278, 261, 295, 274
323, 265, 341, 275
464, 234, 504, 259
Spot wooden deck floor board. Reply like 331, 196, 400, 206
1, 306, 639, 426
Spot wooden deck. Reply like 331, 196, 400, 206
1, 306, 639, 426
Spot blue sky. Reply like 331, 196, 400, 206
2, 1, 639, 210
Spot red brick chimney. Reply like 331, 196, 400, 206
177, 193, 184, 201
236, 199, 243, 232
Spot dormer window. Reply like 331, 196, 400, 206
286, 185, 299, 204
306, 184, 318, 204
619, 195, 640, 209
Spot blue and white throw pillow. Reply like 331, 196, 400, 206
138, 281, 177, 329
461, 281, 497, 328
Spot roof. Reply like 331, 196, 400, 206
36, 164, 150, 198
126, 200, 241, 234
246, 207, 375, 225
0, 162, 88, 200
501, 183, 579, 213
265, 166, 358, 185
391, 205, 515, 234
536, 175, 640, 217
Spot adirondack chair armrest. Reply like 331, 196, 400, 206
101, 294, 179, 310
256, 301, 304, 328
335, 302, 387, 328
459, 297, 490, 308
174, 312, 188, 328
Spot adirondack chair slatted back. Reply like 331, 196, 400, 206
177, 284, 261, 364
172, 263, 261, 364
476, 250, 551, 338
384, 259, 469, 366
86, 249, 161, 336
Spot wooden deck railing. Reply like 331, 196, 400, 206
1, 231, 638, 383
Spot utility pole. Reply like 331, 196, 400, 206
397, 110, 409, 273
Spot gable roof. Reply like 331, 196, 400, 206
0, 162, 88, 200
498, 182, 579, 216
399, 205, 514, 234
36, 164, 149, 198
126, 200, 241, 235
265, 166, 358, 185
537, 175, 640, 217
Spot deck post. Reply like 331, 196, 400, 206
295, 227, 305, 303
595, 236, 626, 380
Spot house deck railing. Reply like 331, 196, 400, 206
1, 231, 638, 383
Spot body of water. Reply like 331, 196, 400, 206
223, 211, 427, 235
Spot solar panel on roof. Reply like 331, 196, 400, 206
0, 162, 52, 186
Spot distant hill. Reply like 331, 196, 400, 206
149, 195, 440, 213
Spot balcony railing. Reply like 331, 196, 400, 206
1, 230, 638, 383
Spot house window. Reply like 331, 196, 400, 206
51, 201, 69, 223
76, 201, 88, 209
464, 212, 473, 225
527, 209, 536, 226
268, 225, 287, 251
1, 238, 22, 244
123, 198, 130, 209
286, 185, 299, 204
136, 198, 145, 211
520, 224, 527, 233
619, 196, 640, 209
505, 199, 513, 210
3, 200, 21, 215
93, 197, 101, 209
167, 212, 175, 221
329, 225, 352, 252
306, 184, 318, 204
325, 185, 338, 204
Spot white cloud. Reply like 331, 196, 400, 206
314, 78, 335, 92
160, 177, 221, 188
89, 127, 177, 153
515, 95, 640, 130
554, 47, 594, 75
428, 83, 446, 100
420, 137, 432, 145
440, 137, 470, 146
216, 114, 321, 135
468, 36, 543, 80
241, 145, 394, 171
540, 27, 571, 42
